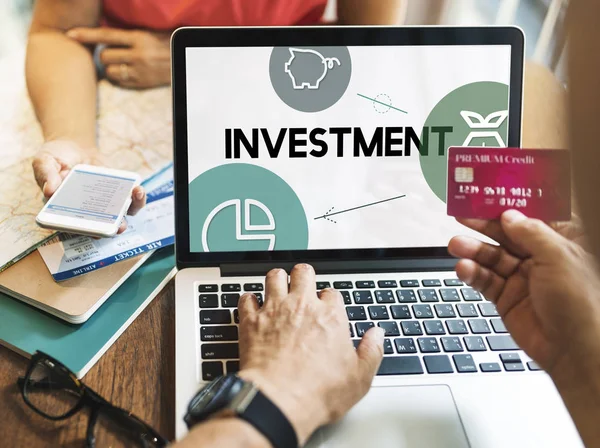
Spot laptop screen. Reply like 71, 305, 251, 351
184, 44, 512, 254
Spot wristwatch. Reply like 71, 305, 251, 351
184, 374, 298, 448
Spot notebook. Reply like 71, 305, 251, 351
0, 247, 176, 378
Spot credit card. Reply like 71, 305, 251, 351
447, 147, 571, 221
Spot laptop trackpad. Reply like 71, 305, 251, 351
306, 385, 470, 448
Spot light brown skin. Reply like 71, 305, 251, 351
446, 2, 600, 445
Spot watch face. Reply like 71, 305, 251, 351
185, 374, 243, 428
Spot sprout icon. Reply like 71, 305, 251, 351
460, 110, 509, 147
284, 48, 341, 90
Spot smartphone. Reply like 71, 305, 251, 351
36, 164, 141, 238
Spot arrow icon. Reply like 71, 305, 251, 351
314, 194, 407, 222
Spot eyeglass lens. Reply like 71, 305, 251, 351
24, 359, 83, 418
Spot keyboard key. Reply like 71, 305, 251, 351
353, 290, 374, 304
200, 310, 231, 324
254, 293, 264, 307
352, 340, 361, 349
233, 309, 239, 323
201, 326, 239, 341
480, 362, 501, 372
394, 338, 417, 354
199, 294, 219, 308
226, 361, 240, 374
424, 320, 446, 335
490, 318, 508, 333
446, 320, 468, 335
334, 281, 353, 289
401, 321, 423, 336
468, 319, 491, 334
378, 321, 400, 337
464, 336, 487, 352
201, 343, 239, 359
500, 353, 521, 363
383, 339, 394, 354
444, 279, 463, 286
461, 288, 482, 301
202, 361, 223, 381
340, 291, 352, 305
346, 306, 367, 321
390, 305, 411, 320
316, 282, 331, 290
356, 280, 375, 289
504, 362, 525, 372
422, 279, 442, 287
400, 279, 419, 287
418, 337, 440, 353
378, 280, 397, 288
356, 322, 375, 337
349, 324, 354, 338
244, 283, 264, 292
453, 354, 477, 373
222, 284, 241, 292
368, 306, 390, 320
457, 303, 478, 317
375, 290, 395, 304
423, 355, 454, 374
527, 361, 542, 371
199, 284, 218, 293
396, 290, 417, 303
434, 304, 456, 318
377, 356, 423, 375
418, 289, 439, 302
441, 337, 463, 352
487, 335, 519, 351
478, 303, 499, 317
439, 288, 460, 302
221, 293, 240, 308
412, 304, 433, 319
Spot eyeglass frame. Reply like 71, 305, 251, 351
17, 351, 168, 448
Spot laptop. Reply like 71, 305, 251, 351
172, 26, 582, 447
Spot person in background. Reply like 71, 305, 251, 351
25, 0, 402, 231
171, 2, 600, 446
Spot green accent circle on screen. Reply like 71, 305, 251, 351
420, 81, 510, 203
189, 163, 308, 252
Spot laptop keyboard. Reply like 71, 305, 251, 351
196, 275, 541, 381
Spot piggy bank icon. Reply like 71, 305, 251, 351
284, 48, 341, 90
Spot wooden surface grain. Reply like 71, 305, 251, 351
0, 281, 176, 447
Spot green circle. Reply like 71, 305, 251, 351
189, 163, 308, 252
420, 81, 509, 202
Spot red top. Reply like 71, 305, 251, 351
102, 0, 327, 30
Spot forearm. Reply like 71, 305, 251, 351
551, 356, 600, 447
173, 417, 270, 448
26, 30, 98, 147
338, 0, 403, 25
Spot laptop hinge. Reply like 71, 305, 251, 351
220, 258, 458, 277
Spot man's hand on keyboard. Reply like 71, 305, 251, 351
236, 264, 385, 445
448, 210, 600, 379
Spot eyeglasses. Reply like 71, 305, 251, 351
17, 351, 168, 448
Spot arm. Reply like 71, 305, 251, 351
568, 0, 600, 262
337, 0, 403, 25
173, 418, 269, 448
26, 0, 100, 148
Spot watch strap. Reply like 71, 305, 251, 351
240, 388, 298, 448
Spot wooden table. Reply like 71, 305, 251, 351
0, 283, 177, 446
0, 62, 568, 447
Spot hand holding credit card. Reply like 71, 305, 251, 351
447, 147, 571, 221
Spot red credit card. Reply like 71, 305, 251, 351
447, 147, 571, 221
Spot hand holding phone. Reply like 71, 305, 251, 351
36, 164, 142, 238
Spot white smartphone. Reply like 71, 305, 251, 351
36, 164, 141, 238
